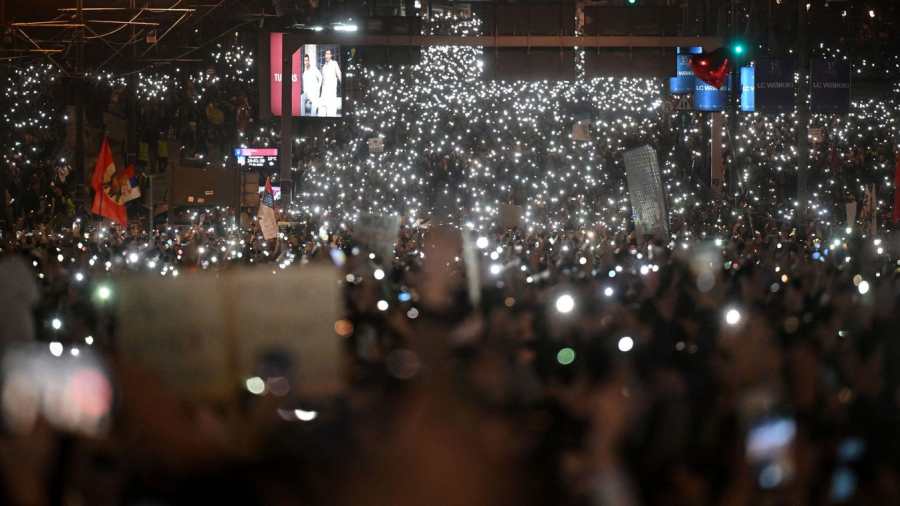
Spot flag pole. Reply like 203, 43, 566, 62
95, 138, 103, 241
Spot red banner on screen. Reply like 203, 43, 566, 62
235, 148, 279, 157
270, 33, 301, 117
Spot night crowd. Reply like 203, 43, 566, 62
0, 185, 898, 505
1, 18, 900, 506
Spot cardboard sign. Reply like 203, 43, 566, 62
367, 137, 385, 154
572, 121, 591, 142
460, 229, 482, 306
355, 214, 401, 264
623, 145, 668, 240
846, 200, 857, 226
116, 266, 342, 402
499, 203, 523, 229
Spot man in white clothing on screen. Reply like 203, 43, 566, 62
318, 48, 342, 117
301, 53, 322, 116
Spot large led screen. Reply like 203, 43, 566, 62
267, 33, 343, 118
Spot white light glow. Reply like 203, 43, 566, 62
555, 294, 575, 314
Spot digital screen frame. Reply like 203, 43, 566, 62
262, 33, 344, 118
234, 147, 279, 168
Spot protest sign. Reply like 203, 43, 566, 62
499, 203, 523, 230
355, 214, 401, 264
623, 145, 668, 240
116, 265, 342, 403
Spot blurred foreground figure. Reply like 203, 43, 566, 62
0, 256, 39, 345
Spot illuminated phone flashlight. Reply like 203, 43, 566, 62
555, 294, 575, 314
725, 307, 742, 326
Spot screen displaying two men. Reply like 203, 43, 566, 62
269, 33, 343, 118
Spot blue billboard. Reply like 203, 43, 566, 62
810, 59, 851, 114
694, 74, 731, 112
670, 46, 703, 95
740, 66, 755, 112
755, 57, 795, 113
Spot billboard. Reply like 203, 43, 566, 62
755, 57, 795, 113
811, 59, 851, 114
693, 74, 731, 112
740, 66, 755, 112
267, 33, 343, 118
234, 147, 278, 168
268, 33, 301, 117
298, 44, 344, 117
670, 46, 702, 95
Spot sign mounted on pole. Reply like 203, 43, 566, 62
810, 59, 851, 114
670, 46, 703, 95
755, 57, 795, 113
693, 74, 731, 112
740, 66, 755, 112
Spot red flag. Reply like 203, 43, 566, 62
90, 138, 128, 226
690, 48, 731, 89
893, 153, 900, 224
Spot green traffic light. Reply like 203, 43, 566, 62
732, 43, 746, 56
626, 0, 638, 5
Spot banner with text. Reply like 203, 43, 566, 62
693, 74, 731, 112
670, 46, 703, 95
755, 57, 795, 114
811, 59, 851, 114
740, 66, 755, 112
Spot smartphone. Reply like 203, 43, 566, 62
829, 437, 865, 503
329, 247, 347, 267
746, 416, 797, 490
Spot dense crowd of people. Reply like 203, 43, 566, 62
1, 10, 900, 506
0, 199, 898, 505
